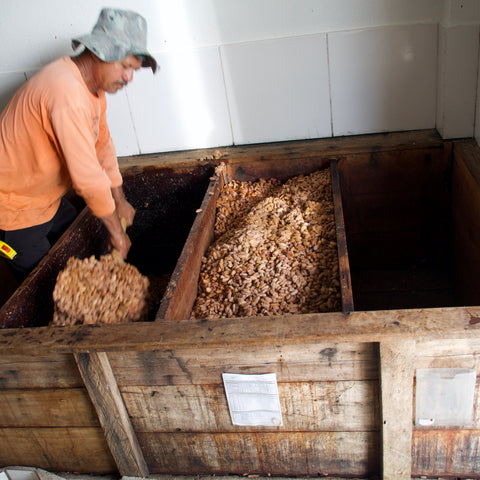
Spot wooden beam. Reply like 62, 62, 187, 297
74, 351, 148, 477
117, 129, 443, 169
379, 340, 415, 480
2, 307, 480, 355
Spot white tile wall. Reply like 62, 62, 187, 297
436, 25, 479, 140
106, 89, 140, 157
122, 46, 232, 154
328, 24, 438, 137
221, 34, 331, 145
2, 8, 480, 154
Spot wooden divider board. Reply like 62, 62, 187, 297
330, 159, 354, 311
157, 172, 224, 320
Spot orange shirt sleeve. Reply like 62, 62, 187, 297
49, 87, 118, 219
96, 93, 123, 189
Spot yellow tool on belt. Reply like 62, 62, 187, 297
0, 241, 17, 260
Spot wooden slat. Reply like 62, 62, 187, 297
451, 148, 480, 305
412, 429, 480, 477
0, 387, 99, 427
330, 159, 354, 311
379, 339, 415, 480
340, 147, 451, 270
109, 342, 379, 386
157, 173, 223, 320
2, 307, 480, 355
0, 426, 116, 473
415, 338, 480, 368
138, 431, 380, 477
122, 380, 380, 432
0, 353, 83, 388
74, 351, 148, 477
118, 129, 443, 170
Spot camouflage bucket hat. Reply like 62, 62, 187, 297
72, 8, 157, 73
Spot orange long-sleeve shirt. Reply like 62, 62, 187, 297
0, 56, 123, 230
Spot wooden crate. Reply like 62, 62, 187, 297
1, 130, 480, 479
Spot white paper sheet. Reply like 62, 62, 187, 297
222, 372, 283, 426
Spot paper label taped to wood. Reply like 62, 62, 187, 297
222, 372, 283, 426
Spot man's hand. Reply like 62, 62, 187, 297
100, 211, 131, 259
112, 186, 135, 227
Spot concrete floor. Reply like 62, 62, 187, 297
4, 467, 476, 480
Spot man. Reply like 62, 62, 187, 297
0, 8, 157, 281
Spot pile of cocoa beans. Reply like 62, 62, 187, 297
191, 167, 341, 319
51, 253, 150, 326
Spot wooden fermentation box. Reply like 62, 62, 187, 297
1, 129, 480, 479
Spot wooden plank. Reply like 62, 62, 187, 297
0, 388, 99, 427
2, 307, 480, 355
74, 351, 148, 477
339, 147, 450, 198
0, 353, 83, 388
138, 431, 380, 477
339, 147, 451, 270
109, 342, 379, 386
118, 129, 443, 170
0, 426, 116, 473
412, 429, 480, 477
352, 265, 455, 310
451, 149, 480, 305
415, 338, 480, 368
379, 339, 415, 480
157, 173, 223, 320
330, 159, 354, 311
122, 380, 379, 432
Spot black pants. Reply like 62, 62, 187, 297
0, 198, 78, 282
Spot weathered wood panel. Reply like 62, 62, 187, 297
452, 142, 480, 306
339, 147, 451, 269
0, 388, 99, 427
0, 427, 116, 473
138, 431, 380, 476
119, 130, 443, 171
108, 342, 379, 386
2, 307, 480, 356
412, 429, 480, 477
415, 338, 480, 369
122, 380, 379, 432
0, 353, 83, 389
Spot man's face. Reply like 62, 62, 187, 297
94, 55, 142, 94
